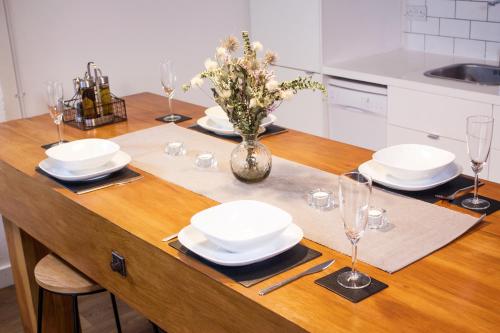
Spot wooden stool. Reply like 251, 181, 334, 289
34, 254, 122, 333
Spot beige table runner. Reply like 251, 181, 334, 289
112, 124, 478, 273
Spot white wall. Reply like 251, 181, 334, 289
404, 0, 500, 60
6, 0, 250, 117
0, 0, 249, 288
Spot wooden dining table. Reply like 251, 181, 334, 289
0, 92, 499, 333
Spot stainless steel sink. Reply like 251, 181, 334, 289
424, 63, 500, 85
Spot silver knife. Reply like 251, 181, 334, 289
259, 259, 335, 296
77, 175, 143, 194
161, 232, 179, 242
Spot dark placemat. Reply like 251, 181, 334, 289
41, 140, 70, 150
36, 167, 142, 194
451, 193, 500, 216
315, 267, 388, 303
169, 240, 321, 287
369, 174, 475, 204
155, 114, 192, 124
188, 124, 288, 143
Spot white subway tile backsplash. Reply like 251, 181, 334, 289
427, 0, 455, 18
411, 17, 440, 34
425, 35, 454, 54
454, 38, 486, 58
471, 21, 500, 42
403, 1, 500, 60
486, 42, 500, 60
456, 1, 488, 21
489, 4, 500, 22
405, 33, 425, 51
440, 18, 470, 38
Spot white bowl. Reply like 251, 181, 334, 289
372, 144, 455, 180
45, 139, 120, 171
204, 106, 276, 130
205, 106, 233, 129
191, 200, 292, 253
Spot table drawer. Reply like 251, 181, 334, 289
388, 87, 492, 141
387, 124, 490, 178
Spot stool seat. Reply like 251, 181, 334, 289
34, 254, 101, 295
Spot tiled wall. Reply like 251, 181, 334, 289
404, 0, 500, 60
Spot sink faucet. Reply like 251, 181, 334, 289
488, 0, 500, 6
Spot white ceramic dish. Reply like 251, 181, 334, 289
373, 144, 455, 181
197, 115, 277, 137
39, 150, 131, 182
203, 106, 277, 129
191, 200, 292, 253
178, 224, 303, 266
46, 139, 120, 171
358, 159, 462, 191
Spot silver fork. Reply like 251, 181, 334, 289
435, 182, 485, 201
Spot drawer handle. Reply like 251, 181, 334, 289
427, 133, 440, 140
111, 251, 127, 277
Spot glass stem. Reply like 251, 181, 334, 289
473, 170, 479, 203
56, 122, 63, 144
168, 97, 174, 116
351, 243, 358, 275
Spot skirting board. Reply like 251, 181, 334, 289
0, 264, 13, 288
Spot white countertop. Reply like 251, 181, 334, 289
323, 49, 500, 105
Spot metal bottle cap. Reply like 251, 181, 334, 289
79, 79, 94, 89
99, 76, 109, 85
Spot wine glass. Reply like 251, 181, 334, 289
337, 172, 372, 289
160, 60, 181, 122
462, 115, 494, 210
45, 81, 64, 145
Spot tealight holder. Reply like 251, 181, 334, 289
307, 189, 334, 210
195, 151, 217, 169
368, 207, 388, 230
165, 141, 186, 156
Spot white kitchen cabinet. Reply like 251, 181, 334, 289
388, 87, 492, 141
249, 0, 321, 73
271, 66, 326, 137
387, 124, 489, 178
489, 149, 500, 184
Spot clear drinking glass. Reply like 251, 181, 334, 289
337, 172, 372, 289
462, 115, 494, 210
160, 60, 181, 122
45, 81, 64, 145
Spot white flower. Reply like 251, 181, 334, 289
220, 90, 231, 98
265, 79, 279, 91
190, 75, 204, 88
252, 41, 263, 52
216, 47, 227, 57
249, 98, 258, 108
280, 90, 294, 100
204, 58, 218, 71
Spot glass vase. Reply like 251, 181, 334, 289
230, 132, 272, 183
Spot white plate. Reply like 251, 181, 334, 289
204, 106, 277, 131
191, 200, 292, 253
358, 159, 462, 191
178, 223, 303, 266
197, 114, 277, 136
373, 144, 455, 181
39, 150, 131, 182
46, 138, 120, 171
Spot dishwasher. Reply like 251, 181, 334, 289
327, 77, 388, 151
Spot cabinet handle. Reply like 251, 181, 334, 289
427, 133, 440, 140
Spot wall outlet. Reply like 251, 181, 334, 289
406, 5, 427, 21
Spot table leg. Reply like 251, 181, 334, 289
3, 217, 74, 333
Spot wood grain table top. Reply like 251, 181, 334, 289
0, 92, 499, 332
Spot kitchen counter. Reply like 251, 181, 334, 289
0, 93, 499, 332
323, 49, 500, 105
